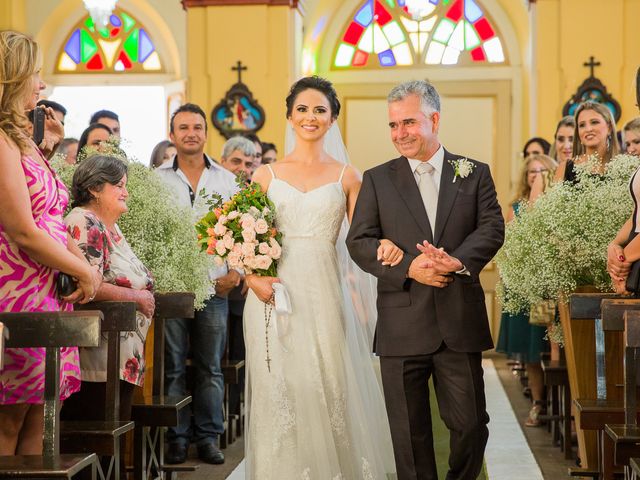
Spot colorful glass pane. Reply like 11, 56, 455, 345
334, 0, 504, 67
55, 7, 162, 73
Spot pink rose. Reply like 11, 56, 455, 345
215, 241, 227, 256
242, 228, 256, 243
244, 255, 258, 271
223, 233, 235, 250
263, 207, 271, 216
255, 255, 273, 271
213, 221, 227, 236
269, 238, 282, 259
254, 219, 269, 235
228, 210, 240, 220
232, 244, 242, 255
258, 242, 270, 255
241, 241, 257, 257
227, 251, 242, 269
218, 214, 228, 224
240, 214, 256, 230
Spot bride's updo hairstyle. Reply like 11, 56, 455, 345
285, 76, 341, 121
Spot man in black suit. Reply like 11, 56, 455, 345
347, 79, 504, 480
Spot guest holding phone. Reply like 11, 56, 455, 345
0, 30, 100, 455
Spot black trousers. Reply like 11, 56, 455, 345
380, 345, 489, 480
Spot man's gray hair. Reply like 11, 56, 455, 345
388, 79, 441, 114
221, 136, 257, 159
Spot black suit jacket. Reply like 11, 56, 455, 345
346, 150, 504, 356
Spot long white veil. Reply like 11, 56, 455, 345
284, 123, 396, 476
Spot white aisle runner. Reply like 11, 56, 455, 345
226, 359, 543, 480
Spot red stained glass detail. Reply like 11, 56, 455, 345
117, 51, 133, 69
474, 17, 494, 40
374, 1, 392, 26
86, 54, 104, 70
352, 50, 369, 66
470, 46, 486, 61
110, 27, 121, 37
344, 22, 365, 45
445, 0, 463, 22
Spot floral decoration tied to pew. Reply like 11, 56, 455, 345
496, 153, 640, 341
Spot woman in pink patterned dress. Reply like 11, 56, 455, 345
0, 31, 101, 455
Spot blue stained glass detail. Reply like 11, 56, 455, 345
464, 0, 483, 22
355, 0, 374, 27
378, 50, 396, 66
65, 29, 81, 63
138, 29, 155, 62
429, 0, 440, 4
110, 14, 122, 27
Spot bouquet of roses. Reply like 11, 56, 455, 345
195, 181, 282, 277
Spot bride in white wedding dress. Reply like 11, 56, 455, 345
242, 77, 398, 479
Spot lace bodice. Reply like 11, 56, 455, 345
266, 165, 347, 245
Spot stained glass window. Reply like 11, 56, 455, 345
333, 0, 505, 69
56, 8, 163, 73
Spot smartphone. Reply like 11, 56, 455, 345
32, 107, 45, 146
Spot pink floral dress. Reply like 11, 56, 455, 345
0, 152, 81, 404
65, 207, 153, 386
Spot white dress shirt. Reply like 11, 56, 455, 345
155, 154, 239, 292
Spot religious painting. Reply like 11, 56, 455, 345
211, 62, 265, 139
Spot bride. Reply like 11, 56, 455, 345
243, 76, 399, 479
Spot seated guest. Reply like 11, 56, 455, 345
496, 153, 557, 427
260, 141, 277, 164
523, 137, 551, 159
149, 140, 176, 169
623, 117, 640, 156
58, 137, 79, 165
90, 109, 121, 138
555, 101, 621, 182
219, 136, 257, 180
0, 30, 99, 456
37, 99, 67, 125
77, 123, 113, 162
549, 116, 575, 167
61, 154, 154, 425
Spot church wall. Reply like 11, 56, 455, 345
534, 0, 640, 140
185, 4, 300, 159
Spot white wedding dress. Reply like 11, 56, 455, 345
243, 164, 396, 479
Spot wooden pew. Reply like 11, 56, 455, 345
572, 298, 640, 478
0, 311, 102, 479
602, 310, 640, 480
220, 359, 245, 449
564, 293, 627, 478
540, 356, 572, 458
130, 292, 197, 480
61, 302, 138, 480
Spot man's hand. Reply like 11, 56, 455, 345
607, 242, 631, 282
408, 255, 452, 288
215, 270, 241, 297
416, 241, 463, 273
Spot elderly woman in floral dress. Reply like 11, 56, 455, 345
61, 154, 154, 423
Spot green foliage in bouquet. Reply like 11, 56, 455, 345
52, 141, 213, 308
496, 154, 640, 314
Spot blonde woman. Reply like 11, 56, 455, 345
497, 154, 557, 426
0, 30, 100, 455
555, 101, 621, 183
623, 117, 640, 156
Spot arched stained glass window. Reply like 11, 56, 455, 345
56, 7, 163, 73
333, 0, 506, 69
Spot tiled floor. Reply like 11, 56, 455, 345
180, 353, 577, 479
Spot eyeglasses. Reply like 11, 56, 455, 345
527, 168, 548, 174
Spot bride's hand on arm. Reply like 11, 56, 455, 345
377, 239, 404, 266
245, 274, 280, 303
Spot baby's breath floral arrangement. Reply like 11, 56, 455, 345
496, 154, 640, 315
52, 141, 213, 308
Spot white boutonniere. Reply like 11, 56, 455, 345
449, 158, 475, 183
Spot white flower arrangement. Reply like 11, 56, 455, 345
495, 154, 640, 315
449, 158, 475, 183
52, 142, 213, 309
